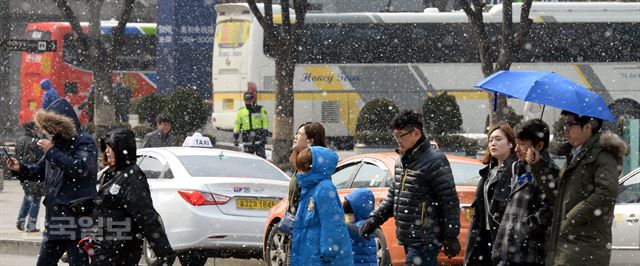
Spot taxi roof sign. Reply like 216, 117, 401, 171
182, 133, 213, 148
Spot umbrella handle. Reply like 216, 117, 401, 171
540, 105, 546, 119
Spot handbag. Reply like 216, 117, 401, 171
277, 212, 295, 235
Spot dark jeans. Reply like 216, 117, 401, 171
404, 243, 439, 266
17, 194, 41, 231
244, 144, 266, 159
36, 239, 88, 266
116, 110, 129, 123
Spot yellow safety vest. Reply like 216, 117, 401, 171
234, 105, 269, 143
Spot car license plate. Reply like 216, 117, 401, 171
237, 198, 278, 210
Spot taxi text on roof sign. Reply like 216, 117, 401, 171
182, 133, 213, 148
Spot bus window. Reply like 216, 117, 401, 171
215, 20, 251, 49
114, 35, 156, 71
26, 30, 51, 40
63, 35, 92, 70
267, 21, 639, 65
223, 99, 234, 110
63, 34, 156, 71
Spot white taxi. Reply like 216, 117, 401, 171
139, 133, 289, 266
611, 167, 640, 266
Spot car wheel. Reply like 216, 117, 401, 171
143, 239, 158, 265
374, 228, 391, 266
178, 252, 208, 266
265, 224, 291, 266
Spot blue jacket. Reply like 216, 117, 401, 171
40, 79, 60, 109
345, 188, 377, 266
290, 146, 354, 266
19, 99, 98, 240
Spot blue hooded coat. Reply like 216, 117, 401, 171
290, 146, 354, 266
345, 188, 377, 266
18, 99, 98, 240
40, 79, 60, 109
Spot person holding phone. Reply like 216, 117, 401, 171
4, 99, 97, 266
14, 121, 45, 233
1, 147, 15, 168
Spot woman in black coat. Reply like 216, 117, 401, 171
91, 128, 175, 265
464, 122, 516, 266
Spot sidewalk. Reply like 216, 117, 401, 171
0, 180, 45, 256
0, 147, 357, 258
0, 181, 266, 265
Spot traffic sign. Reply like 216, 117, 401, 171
0, 39, 57, 53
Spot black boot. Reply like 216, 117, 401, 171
16, 221, 25, 231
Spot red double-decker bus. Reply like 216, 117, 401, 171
19, 22, 158, 125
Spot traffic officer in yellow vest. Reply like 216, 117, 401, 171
233, 92, 269, 158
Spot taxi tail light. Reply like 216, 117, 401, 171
178, 191, 231, 206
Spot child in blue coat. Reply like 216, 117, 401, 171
290, 146, 354, 266
344, 188, 377, 266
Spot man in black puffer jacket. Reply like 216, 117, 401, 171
360, 110, 461, 266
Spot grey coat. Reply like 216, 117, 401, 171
141, 129, 176, 148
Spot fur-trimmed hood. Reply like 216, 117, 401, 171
34, 99, 79, 140
599, 131, 629, 161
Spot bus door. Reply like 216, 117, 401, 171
212, 15, 253, 129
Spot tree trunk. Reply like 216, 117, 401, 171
459, 0, 535, 129
88, 0, 116, 138
246, 0, 306, 165
93, 58, 116, 138
489, 93, 508, 128
272, 49, 295, 165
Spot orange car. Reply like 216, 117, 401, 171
263, 152, 483, 266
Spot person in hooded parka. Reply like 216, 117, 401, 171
546, 111, 628, 266
343, 188, 377, 266
6, 99, 97, 265
91, 128, 175, 266
289, 146, 354, 266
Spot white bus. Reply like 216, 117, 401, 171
211, 2, 640, 147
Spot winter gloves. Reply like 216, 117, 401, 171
233, 133, 240, 146
443, 238, 461, 258
360, 216, 461, 259
359, 217, 381, 240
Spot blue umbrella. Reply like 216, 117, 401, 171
474, 70, 616, 122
